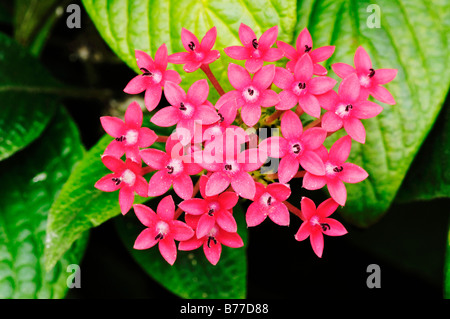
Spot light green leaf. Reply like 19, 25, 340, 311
0, 107, 88, 299
116, 203, 248, 299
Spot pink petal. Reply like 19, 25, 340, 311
95, 174, 121, 192
315, 90, 338, 111
148, 170, 173, 197
140, 149, 168, 170
321, 111, 343, 132
133, 204, 158, 227
352, 101, 383, 119
100, 116, 125, 137
164, 81, 186, 106
144, 85, 162, 112
101, 155, 125, 173
154, 43, 168, 71
310, 230, 324, 257
187, 79, 209, 106
278, 155, 300, 184
124, 101, 143, 129
354, 46, 372, 73
179, 198, 207, 215
302, 172, 327, 190
338, 73, 360, 103
372, 68, 397, 85
163, 69, 182, 85
300, 196, 317, 220
103, 140, 125, 159
266, 183, 291, 201
313, 63, 328, 76
298, 94, 321, 118
329, 135, 352, 164
239, 148, 264, 172
294, 53, 313, 82
167, 52, 191, 64
228, 63, 251, 90
184, 61, 202, 73
218, 191, 239, 210
203, 240, 222, 265
281, 110, 303, 140
157, 195, 176, 221
202, 50, 221, 63
245, 58, 264, 73
178, 236, 203, 251
308, 76, 336, 95
340, 163, 368, 183
258, 136, 287, 158
268, 201, 290, 226
260, 90, 280, 107
134, 49, 155, 70
246, 202, 266, 227
321, 218, 348, 236
240, 104, 261, 127
181, 28, 200, 52
183, 162, 203, 175
344, 117, 366, 144
196, 213, 216, 238
138, 127, 157, 148
253, 64, 275, 90
173, 173, 193, 200
134, 228, 158, 250
299, 150, 325, 176
316, 198, 339, 218
217, 230, 243, 248
119, 187, 134, 215
171, 220, 195, 241
295, 222, 312, 241
369, 85, 396, 105
205, 172, 230, 197
159, 238, 177, 265
301, 127, 327, 150
273, 67, 294, 90
296, 28, 313, 52
224, 46, 249, 60
310, 45, 335, 62
200, 26, 217, 51
196, 105, 220, 125
134, 175, 148, 197
231, 172, 256, 199
123, 75, 148, 94
331, 62, 355, 79
258, 26, 278, 50
327, 178, 347, 206
238, 23, 257, 48
150, 106, 180, 127
263, 48, 284, 61
276, 90, 298, 110
216, 209, 237, 233
276, 40, 297, 60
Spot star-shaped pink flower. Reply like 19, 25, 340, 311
151, 79, 220, 145
218, 63, 279, 127
259, 110, 327, 183
294, 197, 348, 258
168, 27, 221, 73
124, 44, 182, 112
273, 54, 336, 117
178, 175, 239, 238
140, 135, 203, 200
331, 46, 397, 105
246, 182, 291, 227
302, 135, 368, 206
178, 215, 244, 265
321, 73, 384, 144
224, 23, 283, 73
95, 155, 148, 215
277, 27, 335, 75
133, 196, 195, 265
100, 101, 158, 162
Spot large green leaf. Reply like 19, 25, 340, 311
0, 107, 88, 299
0, 32, 61, 161
81, 0, 297, 101
116, 203, 248, 299
297, 0, 450, 226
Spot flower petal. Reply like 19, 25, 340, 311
196, 105, 220, 125
240, 104, 261, 127
263, 48, 284, 62
138, 127, 157, 148
273, 66, 294, 90
298, 94, 321, 118
327, 178, 347, 206
245, 58, 264, 74
354, 46, 372, 73
178, 236, 203, 251
300, 196, 317, 220
276, 90, 298, 110
217, 230, 244, 248
246, 202, 266, 227
340, 162, 368, 183
231, 172, 256, 199
119, 187, 134, 215
205, 172, 230, 197
253, 64, 275, 90
317, 198, 339, 218
163, 69, 182, 85
296, 28, 313, 52
154, 43, 168, 70
200, 26, 217, 51
228, 63, 251, 90
238, 23, 257, 48
181, 28, 200, 52
369, 85, 396, 105
218, 191, 239, 210
310, 45, 335, 62
294, 222, 312, 241
134, 175, 148, 197
134, 228, 158, 250
338, 73, 360, 103
344, 117, 366, 144
276, 40, 297, 60
301, 127, 327, 150
179, 198, 207, 215
308, 76, 336, 95
135, 49, 155, 70
95, 174, 121, 192
157, 195, 176, 221
372, 68, 397, 85
140, 148, 168, 170
268, 202, 290, 226
278, 155, 300, 184
313, 63, 328, 76
260, 90, 280, 107
224, 45, 249, 60
101, 155, 126, 173
133, 204, 158, 227
159, 238, 177, 265
203, 239, 222, 265
321, 218, 348, 236
150, 106, 180, 127
294, 53, 313, 82
100, 116, 125, 137
281, 110, 303, 140
124, 101, 143, 129
299, 150, 325, 176
168, 52, 191, 64
258, 25, 278, 50
144, 85, 162, 112
329, 135, 352, 164
310, 230, 324, 258
123, 75, 148, 94
321, 111, 343, 132
173, 173, 193, 200
188, 79, 209, 106
216, 209, 237, 233
302, 172, 327, 190
352, 100, 383, 119
148, 170, 173, 197
103, 140, 125, 159
331, 62, 355, 79
266, 183, 291, 201
196, 213, 216, 238
171, 220, 195, 241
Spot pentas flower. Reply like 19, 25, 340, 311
273, 54, 336, 118
95, 155, 147, 215
332, 46, 397, 105
151, 79, 220, 145
140, 135, 203, 200
168, 27, 220, 73
224, 23, 283, 73
259, 110, 327, 183
302, 135, 368, 206
294, 197, 348, 258
178, 175, 239, 238
246, 182, 291, 227
100, 101, 158, 162
218, 63, 279, 127
133, 196, 195, 265
321, 73, 383, 143
178, 214, 244, 265
277, 27, 335, 76
124, 44, 182, 112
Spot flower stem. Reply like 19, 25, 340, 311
156, 135, 168, 143
284, 201, 303, 220
174, 177, 201, 219
265, 110, 284, 124
265, 170, 305, 180
200, 64, 225, 96
304, 117, 322, 130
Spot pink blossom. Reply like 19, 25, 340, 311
246, 182, 291, 227
95, 155, 148, 215
331, 46, 397, 105
218, 63, 279, 127
259, 110, 327, 183
100, 101, 158, 162
133, 196, 194, 265
273, 54, 336, 117
178, 214, 244, 265
277, 28, 335, 75
294, 197, 347, 258
321, 73, 383, 143
140, 135, 203, 200
178, 175, 239, 238
168, 27, 221, 73
224, 23, 283, 73
124, 44, 182, 112
302, 135, 368, 206
151, 79, 220, 145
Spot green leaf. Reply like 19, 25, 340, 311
81, 0, 297, 100
44, 121, 169, 272
0, 107, 88, 299
298, 0, 450, 226
116, 202, 248, 299
0, 31, 61, 161
445, 219, 450, 299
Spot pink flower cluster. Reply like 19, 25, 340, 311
95, 24, 396, 263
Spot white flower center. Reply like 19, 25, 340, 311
223, 160, 240, 175
125, 129, 139, 145
292, 81, 307, 96
156, 221, 169, 236
166, 158, 184, 175
121, 169, 136, 186
179, 102, 195, 119
359, 74, 371, 88
152, 70, 162, 84
242, 86, 260, 103
260, 192, 275, 209
194, 51, 205, 61
325, 162, 343, 177
335, 103, 353, 118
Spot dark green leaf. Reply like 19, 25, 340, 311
0, 107, 87, 299
445, 219, 450, 299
